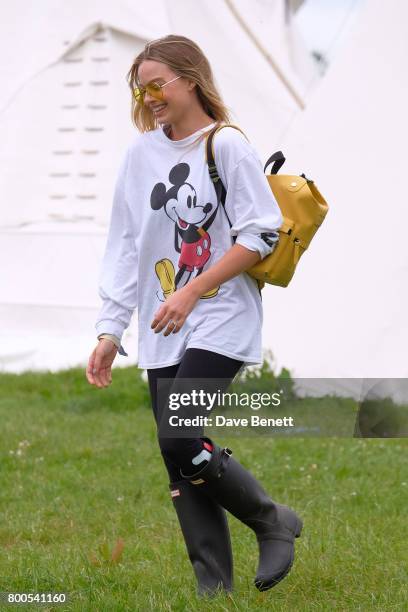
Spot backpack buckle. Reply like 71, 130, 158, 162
208, 163, 219, 182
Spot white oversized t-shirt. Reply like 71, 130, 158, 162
95, 122, 283, 369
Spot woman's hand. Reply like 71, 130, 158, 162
86, 339, 118, 388
151, 284, 200, 336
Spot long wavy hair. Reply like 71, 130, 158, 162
126, 34, 232, 133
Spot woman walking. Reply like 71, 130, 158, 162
86, 34, 302, 597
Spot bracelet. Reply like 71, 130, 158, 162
97, 334, 128, 356
98, 334, 120, 349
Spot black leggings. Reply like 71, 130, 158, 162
147, 348, 244, 483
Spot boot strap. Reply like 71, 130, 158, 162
219, 447, 232, 478
181, 447, 233, 483
256, 532, 294, 544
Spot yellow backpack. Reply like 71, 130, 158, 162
205, 123, 329, 289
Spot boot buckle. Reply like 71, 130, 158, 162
190, 478, 205, 485
224, 447, 232, 456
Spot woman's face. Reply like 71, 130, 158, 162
137, 59, 194, 124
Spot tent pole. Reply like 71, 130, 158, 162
224, 0, 305, 110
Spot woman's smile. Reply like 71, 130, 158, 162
152, 103, 167, 115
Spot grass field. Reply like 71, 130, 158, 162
0, 365, 407, 611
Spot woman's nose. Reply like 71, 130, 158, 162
145, 92, 162, 107
144, 92, 155, 105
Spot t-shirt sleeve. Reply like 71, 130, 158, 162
214, 128, 283, 260
94, 146, 138, 348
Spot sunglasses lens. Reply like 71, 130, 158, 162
133, 87, 144, 103
146, 83, 163, 100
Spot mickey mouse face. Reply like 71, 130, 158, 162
150, 162, 213, 230
170, 183, 212, 229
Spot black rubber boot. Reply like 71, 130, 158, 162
169, 479, 233, 596
180, 439, 303, 592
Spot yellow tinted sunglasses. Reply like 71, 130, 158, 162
132, 76, 182, 104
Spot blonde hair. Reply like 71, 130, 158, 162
126, 34, 232, 133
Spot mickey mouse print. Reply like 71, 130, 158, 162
150, 162, 220, 302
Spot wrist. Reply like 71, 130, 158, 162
188, 276, 207, 299
98, 334, 120, 349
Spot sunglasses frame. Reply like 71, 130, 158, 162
132, 75, 182, 104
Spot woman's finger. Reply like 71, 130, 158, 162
151, 305, 166, 329
153, 311, 176, 334
99, 365, 111, 387
163, 319, 181, 337
86, 353, 96, 385
171, 318, 184, 334
92, 354, 105, 387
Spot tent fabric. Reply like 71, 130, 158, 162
0, 0, 169, 112
1, 25, 138, 229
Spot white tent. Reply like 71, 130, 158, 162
261, 0, 408, 395
0, 0, 318, 373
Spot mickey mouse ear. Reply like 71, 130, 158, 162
150, 182, 168, 210
169, 163, 190, 186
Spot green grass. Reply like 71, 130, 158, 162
0, 366, 407, 611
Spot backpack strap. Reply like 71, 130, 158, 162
264, 151, 285, 174
205, 123, 249, 238
205, 123, 264, 295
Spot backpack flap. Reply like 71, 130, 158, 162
268, 174, 328, 250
